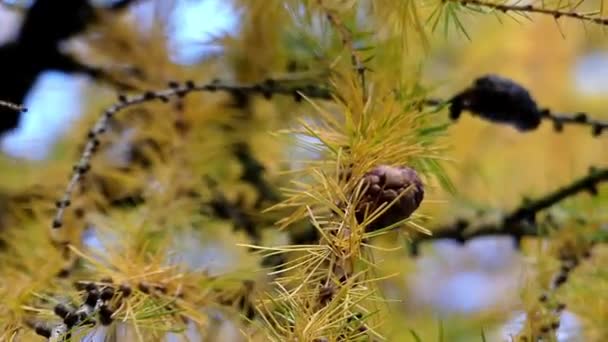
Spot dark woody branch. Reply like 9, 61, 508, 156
450, 0, 608, 27
0, 100, 26, 112
52, 79, 331, 230
410, 167, 608, 255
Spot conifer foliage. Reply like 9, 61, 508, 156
0, 0, 607, 341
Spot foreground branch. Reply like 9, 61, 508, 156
410, 167, 608, 255
451, 0, 608, 27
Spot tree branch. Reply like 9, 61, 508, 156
410, 167, 608, 255
0, 100, 26, 112
450, 0, 608, 27
51, 79, 331, 230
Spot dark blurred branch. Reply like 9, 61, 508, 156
0, 100, 26, 112
410, 167, 608, 255
52, 79, 331, 230
540, 110, 608, 136
233, 142, 279, 206
451, 0, 608, 27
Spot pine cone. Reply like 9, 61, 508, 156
449, 74, 542, 131
355, 165, 424, 231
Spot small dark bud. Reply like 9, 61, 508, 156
185, 80, 195, 89
264, 78, 276, 88
553, 120, 564, 132
119, 283, 132, 297
56, 268, 70, 277
118, 94, 127, 103
73, 163, 90, 174
538, 294, 548, 302
287, 60, 298, 72
551, 321, 560, 330
574, 112, 588, 122
154, 284, 167, 294
554, 273, 568, 287
91, 138, 100, 149
168, 81, 179, 89
540, 325, 551, 334
85, 289, 100, 306
99, 305, 114, 325
138, 281, 150, 294
592, 124, 603, 137
55, 200, 70, 208
355, 165, 424, 231
64, 312, 79, 327
52, 219, 62, 229
34, 324, 51, 338
229, 89, 249, 108
556, 303, 566, 311
582, 250, 592, 259
100, 287, 115, 301
143, 91, 156, 100
54, 303, 71, 319
455, 219, 469, 232
85, 282, 98, 293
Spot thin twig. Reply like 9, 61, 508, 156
322, 4, 368, 100
540, 110, 608, 136
0, 100, 27, 112
51, 79, 331, 230
451, 0, 608, 27
410, 167, 608, 254
519, 237, 595, 338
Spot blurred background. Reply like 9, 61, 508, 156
1, 1, 608, 341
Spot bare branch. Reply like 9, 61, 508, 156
0, 100, 27, 112
51, 79, 331, 231
451, 0, 608, 27
410, 167, 608, 255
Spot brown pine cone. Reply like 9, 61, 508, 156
355, 165, 424, 231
